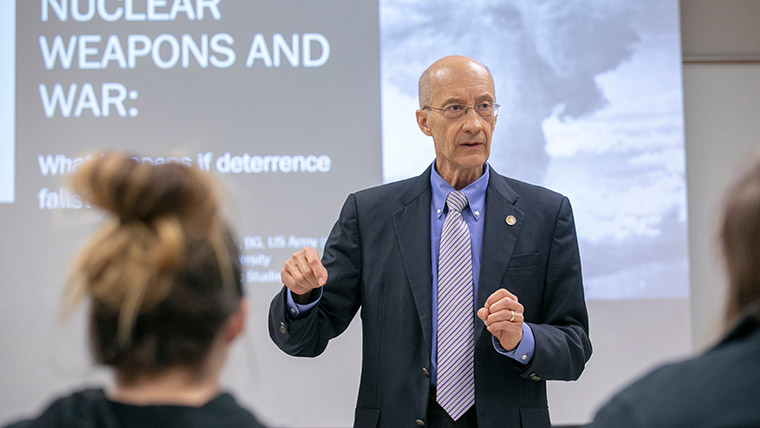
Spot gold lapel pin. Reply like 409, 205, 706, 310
505, 215, 516, 226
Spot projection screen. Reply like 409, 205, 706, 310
0, 0, 690, 426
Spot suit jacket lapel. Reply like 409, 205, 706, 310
393, 166, 434, 356
475, 170, 524, 343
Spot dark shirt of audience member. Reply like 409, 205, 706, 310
587, 155, 760, 427
4, 153, 266, 428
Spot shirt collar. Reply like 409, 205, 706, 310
430, 160, 489, 221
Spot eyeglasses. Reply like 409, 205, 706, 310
423, 102, 500, 120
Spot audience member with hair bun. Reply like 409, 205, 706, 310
4, 152, 266, 428
587, 155, 760, 428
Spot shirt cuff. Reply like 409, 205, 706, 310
492, 322, 535, 365
286, 288, 322, 318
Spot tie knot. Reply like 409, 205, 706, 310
446, 191, 468, 213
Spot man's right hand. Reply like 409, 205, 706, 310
281, 246, 328, 304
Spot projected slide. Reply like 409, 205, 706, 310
17, 0, 381, 287
381, 0, 689, 301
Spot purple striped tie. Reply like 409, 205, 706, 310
436, 190, 475, 420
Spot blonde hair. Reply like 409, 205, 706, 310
720, 155, 760, 325
66, 153, 242, 375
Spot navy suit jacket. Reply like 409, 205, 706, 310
269, 166, 591, 428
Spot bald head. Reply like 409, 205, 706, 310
418, 55, 494, 108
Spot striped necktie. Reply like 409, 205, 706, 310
436, 190, 475, 420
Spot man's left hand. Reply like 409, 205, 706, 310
477, 288, 524, 351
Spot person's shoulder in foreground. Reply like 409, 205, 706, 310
4, 388, 266, 428
587, 314, 760, 428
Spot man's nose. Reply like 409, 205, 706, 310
461, 107, 483, 133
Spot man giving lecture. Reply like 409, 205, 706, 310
269, 55, 592, 428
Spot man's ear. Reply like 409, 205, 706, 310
223, 299, 250, 343
416, 109, 433, 136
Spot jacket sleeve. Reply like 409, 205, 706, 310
268, 193, 363, 357
522, 196, 592, 381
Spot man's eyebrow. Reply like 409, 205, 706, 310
439, 94, 494, 105
439, 97, 466, 106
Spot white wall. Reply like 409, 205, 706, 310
681, 0, 760, 350
684, 64, 760, 349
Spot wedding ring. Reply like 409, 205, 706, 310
509, 310, 515, 322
